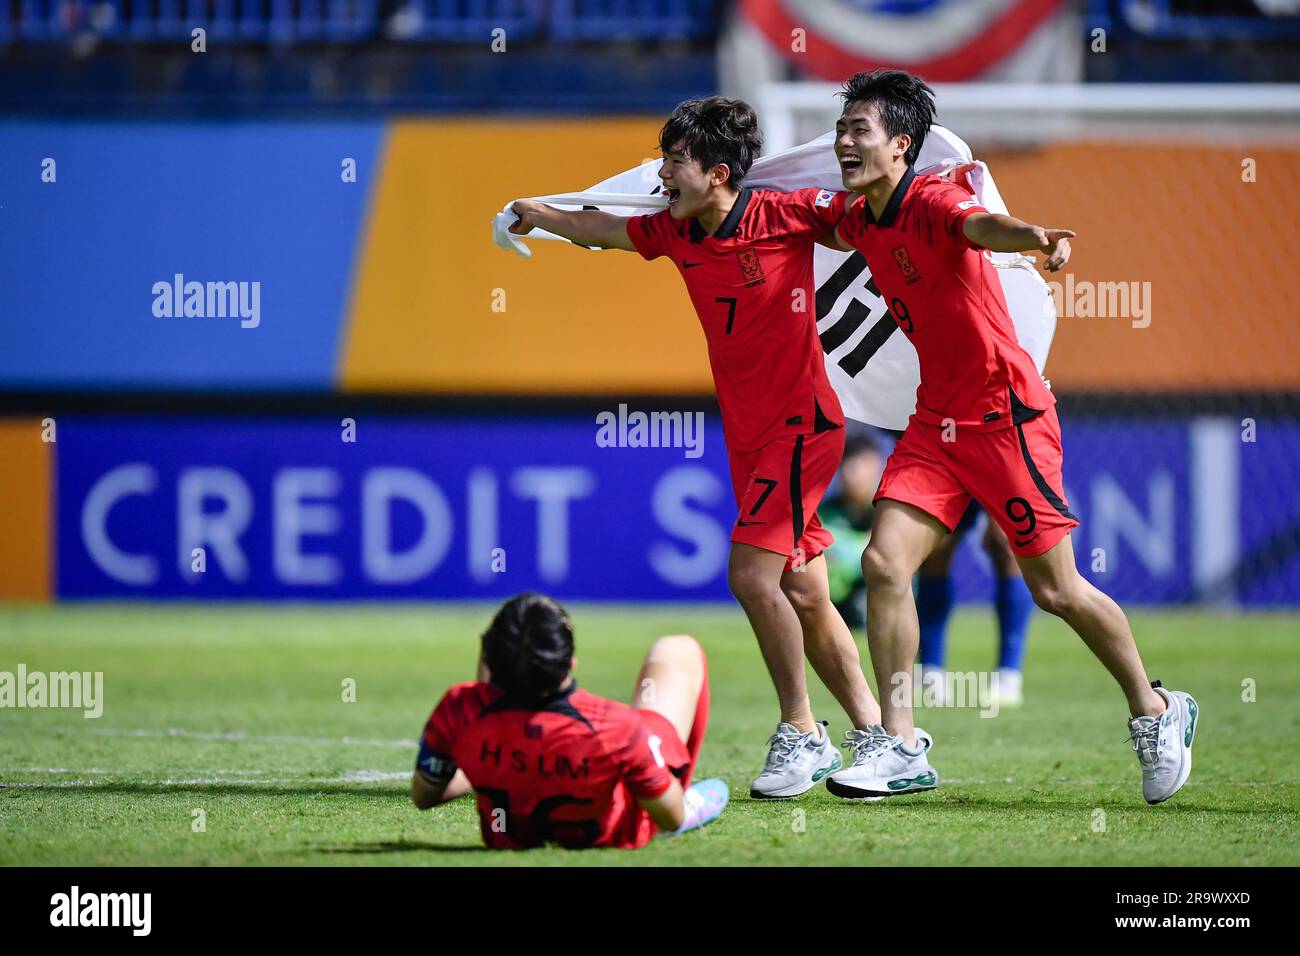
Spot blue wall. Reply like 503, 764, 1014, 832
0, 120, 382, 390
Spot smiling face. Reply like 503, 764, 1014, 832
659, 140, 728, 220
835, 100, 911, 193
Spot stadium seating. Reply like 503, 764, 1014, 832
0, 0, 718, 45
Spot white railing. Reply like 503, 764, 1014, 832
758, 82, 1300, 152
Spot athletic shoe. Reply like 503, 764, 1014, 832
668, 778, 729, 835
825, 724, 940, 800
1129, 681, 1199, 805
749, 720, 841, 799
993, 668, 1023, 708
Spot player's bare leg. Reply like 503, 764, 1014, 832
629, 636, 729, 831
826, 500, 946, 800
730, 542, 842, 797
780, 554, 881, 730
631, 634, 706, 743
1016, 534, 1198, 803
729, 542, 817, 733
984, 519, 1020, 579
1015, 536, 1164, 719
859, 499, 949, 744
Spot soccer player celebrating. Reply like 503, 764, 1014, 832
819, 70, 1198, 804
507, 97, 884, 798
410, 592, 728, 849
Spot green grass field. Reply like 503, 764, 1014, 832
1, 603, 1296, 866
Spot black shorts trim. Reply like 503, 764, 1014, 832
1014, 422, 1077, 522
813, 397, 841, 433
789, 435, 805, 549
1008, 384, 1047, 426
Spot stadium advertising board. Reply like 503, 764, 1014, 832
36, 416, 1299, 605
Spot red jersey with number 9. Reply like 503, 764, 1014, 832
627, 187, 848, 452
835, 168, 1055, 431
417, 681, 682, 850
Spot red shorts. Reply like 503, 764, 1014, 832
728, 428, 844, 569
875, 407, 1078, 557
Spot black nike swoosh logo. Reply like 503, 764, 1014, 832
737, 519, 766, 527
683, 261, 702, 269
1014, 532, 1042, 547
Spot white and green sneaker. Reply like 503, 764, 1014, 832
1129, 682, 1199, 805
749, 720, 842, 799
825, 724, 939, 801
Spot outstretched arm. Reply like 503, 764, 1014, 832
818, 226, 854, 252
637, 778, 686, 832
510, 199, 637, 252
962, 212, 1075, 272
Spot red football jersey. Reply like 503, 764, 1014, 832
417, 681, 679, 850
627, 187, 847, 452
836, 168, 1055, 431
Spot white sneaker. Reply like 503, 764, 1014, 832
749, 720, 842, 799
993, 668, 1023, 708
1128, 682, 1199, 805
825, 724, 940, 800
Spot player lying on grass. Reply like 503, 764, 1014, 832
410, 592, 728, 849
819, 69, 1198, 804
507, 97, 885, 800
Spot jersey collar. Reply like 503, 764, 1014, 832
689, 187, 752, 243
480, 678, 594, 731
862, 165, 916, 230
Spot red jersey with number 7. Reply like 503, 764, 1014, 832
627, 187, 848, 452
835, 168, 1056, 432
417, 681, 684, 850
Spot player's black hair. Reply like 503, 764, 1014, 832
658, 96, 763, 189
481, 592, 575, 704
837, 69, 936, 167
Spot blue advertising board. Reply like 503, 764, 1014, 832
53, 414, 1300, 605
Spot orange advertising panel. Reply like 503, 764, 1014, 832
984, 142, 1300, 392
0, 420, 52, 601
342, 118, 713, 395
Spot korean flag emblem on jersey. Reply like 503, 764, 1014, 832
815, 189, 835, 208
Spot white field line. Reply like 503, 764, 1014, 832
0, 768, 410, 788
89, 726, 415, 749
0, 767, 1283, 789
1, 725, 415, 788
0, 767, 267, 775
